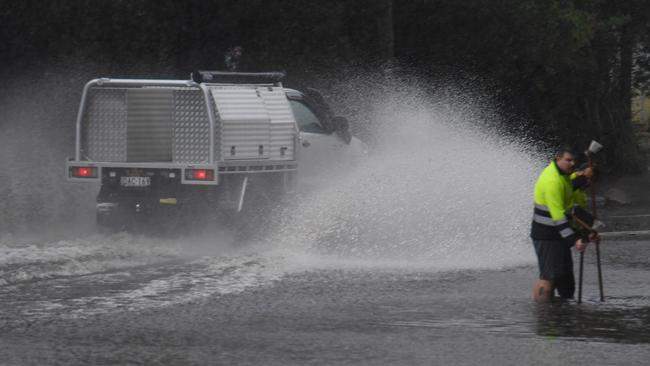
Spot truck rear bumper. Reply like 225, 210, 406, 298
66, 160, 219, 185
66, 159, 298, 184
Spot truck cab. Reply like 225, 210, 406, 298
285, 88, 364, 190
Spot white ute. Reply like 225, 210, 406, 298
65, 71, 364, 231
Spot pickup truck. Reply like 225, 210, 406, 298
66, 71, 364, 231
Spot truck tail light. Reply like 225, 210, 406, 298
186, 169, 214, 181
70, 166, 98, 178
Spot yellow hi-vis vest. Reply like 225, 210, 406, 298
531, 161, 578, 244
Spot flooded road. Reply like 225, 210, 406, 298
1, 234, 649, 365
2, 70, 649, 365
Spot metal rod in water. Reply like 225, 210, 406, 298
596, 240, 604, 301
578, 252, 584, 304
588, 155, 605, 302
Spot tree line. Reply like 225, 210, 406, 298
1, 0, 648, 173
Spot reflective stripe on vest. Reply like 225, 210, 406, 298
532, 203, 576, 238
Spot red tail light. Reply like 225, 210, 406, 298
186, 169, 214, 181
193, 170, 207, 180
70, 166, 98, 178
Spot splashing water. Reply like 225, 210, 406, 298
266, 75, 545, 271
0, 69, 546, 273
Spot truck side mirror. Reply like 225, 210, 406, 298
332, 116, 351, 143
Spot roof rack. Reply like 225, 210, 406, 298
191, 70, 286, 85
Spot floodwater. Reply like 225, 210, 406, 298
2, 72, 649, 364
1, 234, 649, 365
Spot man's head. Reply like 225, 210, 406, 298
555, 147, 576, 175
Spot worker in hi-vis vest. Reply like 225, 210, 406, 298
531, 147, 596, 303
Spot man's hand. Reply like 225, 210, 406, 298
575, 238, 589, 252
588, 232, 600, 242
576, 166, 594, 178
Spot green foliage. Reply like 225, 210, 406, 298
0, 0, 648, 172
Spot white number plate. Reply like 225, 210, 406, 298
120, 176, 151, 187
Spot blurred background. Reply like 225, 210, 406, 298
1, 0, 649, 234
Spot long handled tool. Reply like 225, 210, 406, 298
573, 214, 597, 303
579, 140, 605, 303
587, 140, 605, 302
578, 250, 585, 303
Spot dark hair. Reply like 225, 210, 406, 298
555, 146, 575, 159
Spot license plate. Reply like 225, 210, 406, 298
120, 176, 151, 187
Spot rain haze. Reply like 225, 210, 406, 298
1, 2, 650, 365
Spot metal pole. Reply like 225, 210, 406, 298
578, 252, 584, 303
595, 239, 604, 301
588, 155, 605, 302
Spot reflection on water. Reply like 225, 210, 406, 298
535, 298, 650, 344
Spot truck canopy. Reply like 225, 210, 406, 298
78, 78, 298, 168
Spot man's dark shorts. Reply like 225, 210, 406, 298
532, 239, 575, 298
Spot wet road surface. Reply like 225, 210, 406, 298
1, 235, 649, 365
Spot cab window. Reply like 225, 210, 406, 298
290, 100, 327, 134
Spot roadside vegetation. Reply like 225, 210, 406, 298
1, 0, 649, 173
